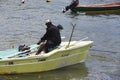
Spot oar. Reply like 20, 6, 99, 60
79, 37, 88, 41
66, 23, 76, 48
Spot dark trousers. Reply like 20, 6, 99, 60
36, 40, 58, 55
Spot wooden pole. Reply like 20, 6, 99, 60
66, 23, 76, 48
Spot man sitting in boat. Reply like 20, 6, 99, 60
36, 19, 62, 55
63, 0, 79, 13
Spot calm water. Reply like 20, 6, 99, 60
0, 0, 120, 80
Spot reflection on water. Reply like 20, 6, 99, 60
0, 63, 88, 80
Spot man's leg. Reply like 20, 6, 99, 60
35, 42, 45, 55
45, 40, 55, 53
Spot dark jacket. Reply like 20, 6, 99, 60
38, 24, 61, 46
65, 0, 79, 11
70, 0, 79, 7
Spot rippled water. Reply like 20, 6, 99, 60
0, 0, 120, 80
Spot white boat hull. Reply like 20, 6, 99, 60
0, 41, 93, 74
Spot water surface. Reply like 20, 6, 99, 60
0, 0, 120, 80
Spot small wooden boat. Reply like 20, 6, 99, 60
0, 40, 93, 74
64, 2, 120, 15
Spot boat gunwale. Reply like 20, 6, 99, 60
0, 49, 88, 66
77, 2, 120, 8
0, 41, 93, 62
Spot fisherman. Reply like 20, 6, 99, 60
63, 0, 79, 13
36, 19, 62, 55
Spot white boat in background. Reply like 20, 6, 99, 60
0, 40, 93, 74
